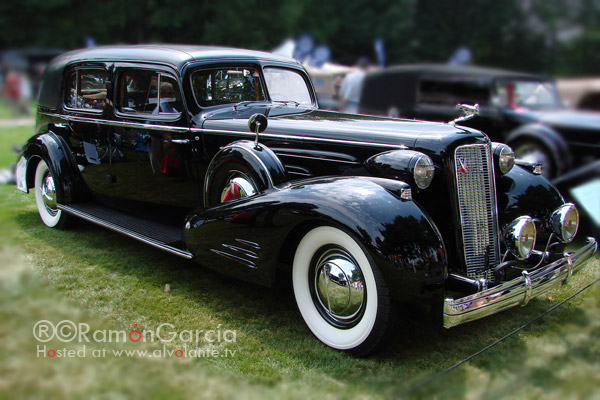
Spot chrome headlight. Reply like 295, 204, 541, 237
364, 150, 435, 190
504, 216, 537, 260
492, 143, 515, 174
551, 203, 579, 243
412, 154, 435, 189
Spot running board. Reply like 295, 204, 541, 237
57, 203, 194, 259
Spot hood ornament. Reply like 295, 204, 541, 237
450, 103, 479, 125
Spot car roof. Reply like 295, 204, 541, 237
38, 44, 301, 108
50, 44, 299, 70
368, 63, 552, 81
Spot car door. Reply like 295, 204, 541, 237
110, 65, 203, 223
62, 64, 116, 206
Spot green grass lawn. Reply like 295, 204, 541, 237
0, 122, 599, 399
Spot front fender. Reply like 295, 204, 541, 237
184, 176, 447, 301
496, 165, 564, 243
20, 131, 88, 203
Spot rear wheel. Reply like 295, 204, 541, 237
34, 160, 70, 229
292, 226, 392, 356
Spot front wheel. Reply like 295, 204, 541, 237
292, 226, 393, 356
513, 140, 555, 178
34, 160, 70, 229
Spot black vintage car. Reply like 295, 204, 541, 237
359, 64, 600, 178
16, 46, 597, 355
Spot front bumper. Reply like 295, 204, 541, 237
443, 237, 598, 328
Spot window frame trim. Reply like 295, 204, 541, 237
113, 66, 184, 122
63, 66, 109, 114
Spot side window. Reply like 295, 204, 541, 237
118, 70, 182, 115
418, 78, 490, 106
191, 67, 265, 107
65, 69, 108, 110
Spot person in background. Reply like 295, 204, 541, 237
338, 57, 370, 113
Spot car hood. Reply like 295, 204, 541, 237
523, 109, 600, 132
198, 106, 486, 150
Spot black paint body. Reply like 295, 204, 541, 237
20, 46, 572, 304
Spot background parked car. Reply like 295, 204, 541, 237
557, 77, 600, 112
359, 64, 600, 179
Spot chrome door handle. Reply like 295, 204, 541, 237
171, 139, 190, 144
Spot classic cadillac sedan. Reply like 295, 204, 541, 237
16, 45, 597, 355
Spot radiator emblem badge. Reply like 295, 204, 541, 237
458, 158, 469, 174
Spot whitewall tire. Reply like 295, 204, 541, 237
292, 226, 392, 355
34, 160, 69, 229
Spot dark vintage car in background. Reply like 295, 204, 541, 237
16, 46, 597, 355
359, 64, 600, 179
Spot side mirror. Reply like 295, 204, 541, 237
248, 113, 268, 149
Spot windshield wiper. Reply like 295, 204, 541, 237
273, 100, 300, 107
233, 100, 258, 111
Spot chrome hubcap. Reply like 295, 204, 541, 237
220, 175, 257, 202
313, 248, 365, 328
40, 173, 58, 216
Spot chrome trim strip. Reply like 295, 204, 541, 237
210, 249, 257, 268
40, 112, 190, 133
195, 127, 410, 150
41, 111, 409, 150
443, 237, 598, 328
235, 238, 261, 249
221, 244, 259, 259
57, 204, 194, 259
275, 152, 361, 165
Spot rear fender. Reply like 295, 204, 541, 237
20, 131, 88, 203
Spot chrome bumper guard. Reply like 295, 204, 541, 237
443, 237, 598, 329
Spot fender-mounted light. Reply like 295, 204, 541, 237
550, 203, 579, 243
412, 154, 435, 189
492, 143, 515, 174
504, 216, 537, 260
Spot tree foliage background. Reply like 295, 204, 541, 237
1, 0, 598, 76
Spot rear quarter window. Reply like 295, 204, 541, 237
65, 70, 109, 111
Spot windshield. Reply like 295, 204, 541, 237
191, 66, 313, 108
494, 79, 560, 110
191, 67, 265, 107
263, 67, 313, 106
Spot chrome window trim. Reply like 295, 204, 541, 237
115, 70, 183, 120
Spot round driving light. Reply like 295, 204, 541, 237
504, 216, 537, 260
493, 143, 515, 174
551, 203, 579, 243
412, 155, 435, 189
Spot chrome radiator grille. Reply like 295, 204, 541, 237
454, 144, 500, 281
